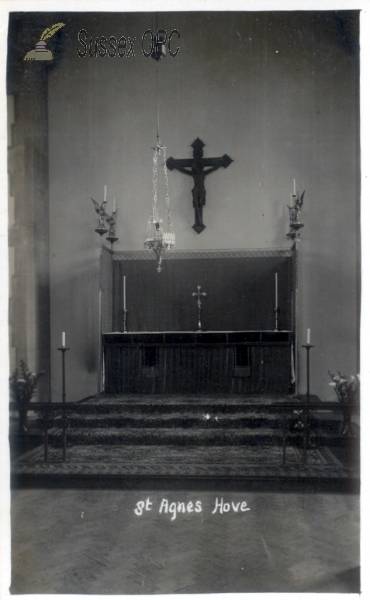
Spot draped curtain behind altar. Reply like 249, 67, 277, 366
110, 255, 293, 333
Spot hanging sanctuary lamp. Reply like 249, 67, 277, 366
144, 35, 175, 273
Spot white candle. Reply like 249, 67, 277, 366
123, 276, 126, 310
62, 332, 65, 347
104, 185, 107, 203
307, 328, 310, 344
293, 179, 296, 195
275, 273, 278, 307
113, 197, 116, 212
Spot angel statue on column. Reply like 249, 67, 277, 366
91, 197, 108, 235
105, 210, 118, 238
288, 190, 305, 227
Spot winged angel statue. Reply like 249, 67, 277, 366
91, 198, 117, 237
288, 190, 305, 225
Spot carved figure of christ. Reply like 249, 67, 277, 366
166, 138, 233, 234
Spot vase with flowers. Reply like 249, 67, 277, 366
9, 360, 44, 433
328, 371, 359, 436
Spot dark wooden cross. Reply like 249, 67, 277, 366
166, 138, 233, 234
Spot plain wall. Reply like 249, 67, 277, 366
47, 12, 359, 401
7, 25, 51, 401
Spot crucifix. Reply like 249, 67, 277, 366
166, 138, 233, 234
192, 285, 207, 332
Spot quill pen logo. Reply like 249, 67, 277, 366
23, 23, 65, 61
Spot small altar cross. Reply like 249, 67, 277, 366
192, 285, 207, 332
166, 138, 233, 234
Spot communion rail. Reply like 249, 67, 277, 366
9, 400, 357, 465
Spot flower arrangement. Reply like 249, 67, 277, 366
328, 371, 360, 404
9, 360, 43, 405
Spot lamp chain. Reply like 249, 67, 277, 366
144, 53, 175, 271
162, 145, 173, 232
157, 61, 160, 139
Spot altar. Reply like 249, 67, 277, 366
103, 330, 293, 394
100, 247, 296, 395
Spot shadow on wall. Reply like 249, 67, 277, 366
84, 343, 98, 374
298, 246, 358, 401
51, 258, 101, 401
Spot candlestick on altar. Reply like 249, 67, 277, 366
122, 309, 128, 333
274, 306, 280, 332
275, 273, 278, 306
192, 285, 207, 332
57, 343, 70, 461
274, 273, 280, 331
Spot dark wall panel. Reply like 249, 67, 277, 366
112, 256, 293, 332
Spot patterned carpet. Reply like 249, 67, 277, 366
80, 393, 309, 406
12, 443, 356, 479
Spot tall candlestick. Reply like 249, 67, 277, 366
275, 273, 278, 307
293, 179, 296, 195
123, 276, 126, 310
104, 185, 107, 203
307, 328, 310, 344
62, 332, 65, 347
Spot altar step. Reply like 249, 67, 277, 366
50, 410, 358, 448
67, 394, 304, 412
52, 427, 287, 446
60, 411, 347, 433
50, 426, 356, 448
38, 393, 358, 451
64, 413, 299, 429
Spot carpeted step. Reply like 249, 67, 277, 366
66, 403, 287, 415
75, 394, 309, 415
310, 412, 353, 433
51, 426, 298, 446
47, 395, 358, 451
63, 412, 288, 429
85, 393, 300, 404
57, 410, 351, 435
50, 425, 359, 448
